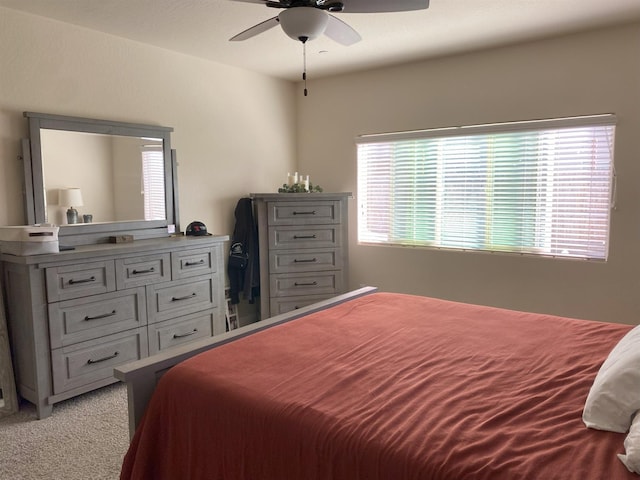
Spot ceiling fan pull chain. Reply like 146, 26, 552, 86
302, 38, 308, 96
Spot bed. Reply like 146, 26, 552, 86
115, 288, 640, 479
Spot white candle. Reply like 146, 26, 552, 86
303, 175, 310, 191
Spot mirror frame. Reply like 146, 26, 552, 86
23, 112, 179, 245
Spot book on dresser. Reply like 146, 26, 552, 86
1, 235, 228, 419
251, 192, 351, 321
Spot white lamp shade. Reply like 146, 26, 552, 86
279, 7, 329, 42
58, 188, 84, 207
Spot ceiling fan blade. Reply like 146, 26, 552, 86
340, 0, 429, 13
229, 0, 290, 7
229, 16, 280, 41
324, 14, 361, 46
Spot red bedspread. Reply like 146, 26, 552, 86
121, 292, 636, 479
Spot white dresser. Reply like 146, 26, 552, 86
252, 193, 350, 320
1, 235, 227, 418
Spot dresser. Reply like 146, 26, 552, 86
252, 193, 350, 320
1, 235, 227, 418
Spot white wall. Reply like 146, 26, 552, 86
297, 23, 640, 324
0, 7, 297, 237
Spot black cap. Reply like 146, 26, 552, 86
186, 221, 209, 236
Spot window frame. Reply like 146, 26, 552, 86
356, 114, 617, 261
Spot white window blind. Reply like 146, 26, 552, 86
356, 115, 616, 260
141, 148, 166, 220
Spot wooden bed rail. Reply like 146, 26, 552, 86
114, 286, 378, 438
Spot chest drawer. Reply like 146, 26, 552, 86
46, 261, 116, 302
270, 271, 343, 298
171, 247, 216, 280
269, 225, 341, 250
50, 327, 147, 395
147, 275, 218, 324
267, 201, 342, 226
115, 253, 170, 289
148, 311, 215, 355
270, 294, 335, 316
48, 287, 146, 348
269, 249, 342, 274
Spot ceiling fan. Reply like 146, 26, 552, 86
229, 0, 430, 45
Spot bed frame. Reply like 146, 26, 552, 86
114, 286, 378, 438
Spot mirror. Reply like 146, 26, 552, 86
23, 112, 179, 245
41, 130, 165, 225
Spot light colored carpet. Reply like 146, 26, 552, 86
0, 383, 129, 480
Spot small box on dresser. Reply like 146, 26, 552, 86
252, 192, 350, 320
0, 225, 59, 256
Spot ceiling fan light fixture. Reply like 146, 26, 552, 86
278, 7, 329, 42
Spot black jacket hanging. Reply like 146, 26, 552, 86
227, 197, 259, 305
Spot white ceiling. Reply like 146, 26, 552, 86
2, 0, 640, 81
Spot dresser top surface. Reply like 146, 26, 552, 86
251, 192, 352, 201
0, 235, 229, 266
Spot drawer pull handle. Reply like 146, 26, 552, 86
184, 260, 205, 267
84, 310, 117, 321
292, 210, 316, 216
87, 351, 119, 364
172, 293, 197, 302
294, 281, 318, 287
294, 258, 317, 263
293, 235, 317, 239
173, 329, 198, 339
132, 267, 155, 275
68, 276, 96, 285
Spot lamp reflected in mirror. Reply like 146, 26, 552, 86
58, 188, 83, 224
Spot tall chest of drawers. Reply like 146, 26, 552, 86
1, 235, 227, 418
252, 193, 350, 320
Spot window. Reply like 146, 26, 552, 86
141, 147, 166, 220
356, 115, 616, 260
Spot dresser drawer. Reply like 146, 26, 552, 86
147, 275, 217, 324
269, 225, 341, 250
46, 261, 116, 302
148, 311, 215, 355
51, 327, 147, 395
115, 253, 170, 289
48, 287, 146, 348
171, 247, 216, 280
270, 294, 335, 316
270, 271, 343, 298
269, 249, 342, 274
267, 201, 342, 226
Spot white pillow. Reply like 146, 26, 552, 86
619, 412, 640, 474
583, 324, 640, 433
